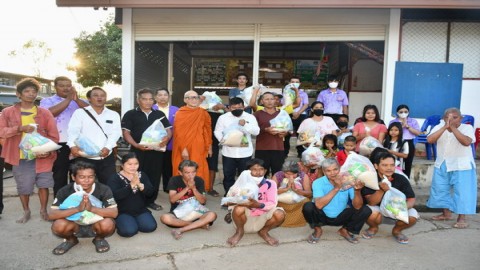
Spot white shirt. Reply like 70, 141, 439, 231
67, 106, 122, 159
214, 111, 260, 158
389, 141, 409, 169
429, 122, 476, 171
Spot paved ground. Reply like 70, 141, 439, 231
1, 188, 479, 270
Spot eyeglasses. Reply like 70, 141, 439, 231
185, 96, 200, 100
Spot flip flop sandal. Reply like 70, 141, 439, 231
52, 240, 78, 255
341, 233, 359, 244
207, 190, 220, 197
92, 239, 110, 253
431, 215, 453, 221
307, 233, 320, 244
361, 230, 376, 240
393, 234, 409, 244
453, 222, 469, 229
224, 211, 232, 224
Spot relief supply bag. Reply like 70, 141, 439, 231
221, 170, 259, 206
277, 177, 306, 204
301, 143, 325, 168
173, 197, 210, 222
75, 136, 102, 158
59, 184, 104, 225
339, 152, 379, 190
359, 136, 383, 156
380, 178, 409, 224
220, 124, 249, 147
139, 119, 168, 151
269, 110, 293, 132
19, 124, 61, 160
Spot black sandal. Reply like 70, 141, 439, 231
224, 210, 232, 224
52, 240, 78, 255
92, 238, 110, 253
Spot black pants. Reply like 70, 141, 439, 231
75, 154, 116, 185
254, 150, 285, 177
133, 149, 164, 205
52, 143, 72, 196
404, 139, 415, 178
160, 150, 173, 192
302, 202, 371, 234
222, 156, 251, 196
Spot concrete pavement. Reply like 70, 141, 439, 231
1, 188, 479, 270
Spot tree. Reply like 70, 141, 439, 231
9, 39, 52, 77
72, 19, 122, 87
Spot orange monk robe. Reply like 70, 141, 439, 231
172, 106, 212, 189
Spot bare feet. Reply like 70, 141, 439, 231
258, 230, 279, 247
227, 231, 244, 247
431, 214, 453, 221
171, 229, 182, 240
40, 210, 49, 221
202, 224, 211, 230
16, 210, 31, 224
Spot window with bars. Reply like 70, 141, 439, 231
401, 22, 480, 79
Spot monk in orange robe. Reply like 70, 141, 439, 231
172, 90, 213, 190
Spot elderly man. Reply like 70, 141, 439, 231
227, 158, 285, 247
40, 76, 89, 196
67, 87, 122, 185
160, 160, 217, 239
302, 158, 371, 244
427, 108, 477, 229
0, 78, 59, 223
361, 152, 418, 244
49, 160, 118, 255
121, 88, 172, 211
171, 90, 213, 191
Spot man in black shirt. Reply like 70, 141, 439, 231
160, 160, 217, 240
122, 88, 172, 211
361, 152, 418, 244
49, 161, 118, 255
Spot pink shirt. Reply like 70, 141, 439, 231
353, 122, 387, 152
249, 179, 278, 217
0, 103, 59, 172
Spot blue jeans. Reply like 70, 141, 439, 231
222, 156, 251, 196
116, 212, 157, 237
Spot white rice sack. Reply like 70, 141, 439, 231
31, 140, 61, 154
359, 136, 383, 156
277, 190, 305, 204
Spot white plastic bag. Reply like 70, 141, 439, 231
339, 152, 379, 190
237, 86, 254, 107
59, 185, 104, 225
173, 198, 210, 222
75, 136, 101, 157
221, 170, 259, 205
269, 110, 293, 132
19, 124, 61, 160
297, 128, 321, 146
200, 91, 224, 112
282, 84, 297, 107
301, 144, 325, 167
380, 178, 409, 223
359, 136, 383, 156
139, 119, 168, 151
277, 177, 306, 204
220, 125, 249, 147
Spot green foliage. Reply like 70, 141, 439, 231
9, 39, 52, 77
73, 19, 122, 87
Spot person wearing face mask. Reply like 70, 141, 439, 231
226, 158, 286, 247
297, 101, 338, 157
316, 75, 349, 123
336, 114, 353, 150
214, 98, 260, 196
288, 76, 310, 158
389, 105, 420, 178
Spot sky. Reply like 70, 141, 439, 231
0, 0, 119, 96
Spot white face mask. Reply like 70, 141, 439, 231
398, 112, 409, 118
291, 83, 300, 89
251, 176, 264, 185
328, 82, 338, 89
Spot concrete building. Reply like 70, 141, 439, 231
57, 1, 480, 128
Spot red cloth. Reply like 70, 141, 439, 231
336, 149, 349, 166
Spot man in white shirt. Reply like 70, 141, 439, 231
67, 87, 122, 184
214, 97, 260, 196
427, 108, 477, 229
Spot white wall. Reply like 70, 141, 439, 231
460, 80, 480, 129
349, 92, 382, 124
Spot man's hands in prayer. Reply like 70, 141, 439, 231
77, 194, 93, 212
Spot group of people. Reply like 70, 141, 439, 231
0, 74, 476, 255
